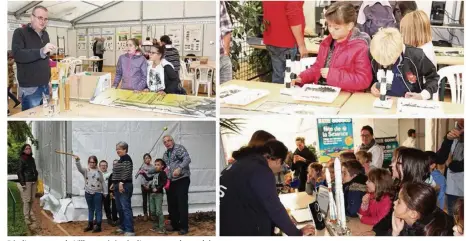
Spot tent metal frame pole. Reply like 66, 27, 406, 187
70, 1, 123, 26
82, 1, 102, 8
14, 1, 43, 19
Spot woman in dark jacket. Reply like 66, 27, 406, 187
17, 144, 39, 224
220, 140, 315, 236
146, 44, 186, 95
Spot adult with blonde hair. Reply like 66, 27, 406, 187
369, 28, 439, 100
400, 10, 437, 66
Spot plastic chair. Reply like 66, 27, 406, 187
194, 66, 214, 97
72, 59, 83, 74
180, 60, 195, 94
434, 65, 463, 103
88, 56, 100, 72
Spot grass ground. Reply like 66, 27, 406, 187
8, 181, 29, 236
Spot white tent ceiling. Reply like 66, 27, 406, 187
8, 1, 117, 23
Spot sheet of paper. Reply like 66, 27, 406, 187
293, 84, 341, 103
396, 98, 443, 116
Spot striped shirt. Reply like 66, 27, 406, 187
112, 154, 133, 184
164, 45, 180, 73
220, 1, 233, 55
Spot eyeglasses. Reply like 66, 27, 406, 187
32, 14, 48, 23
149, 51, 159, 55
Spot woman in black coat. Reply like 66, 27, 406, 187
17, 144, 39, 224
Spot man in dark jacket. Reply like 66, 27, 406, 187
162, 135, 191, 235
436, 119, 464, 215
291, 137, 317, 192
12, 5, 56, 111
220, 140, 315, 236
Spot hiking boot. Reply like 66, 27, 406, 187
107, 219, 113, 225
178, 229, 188, 235
114, 228, 124, 235
158, 229, 167, 234
124, 232, 136, 236
83, 222, 93, 232
92, 224, 102, 233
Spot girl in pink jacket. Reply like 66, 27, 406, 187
358, 168, 394, 225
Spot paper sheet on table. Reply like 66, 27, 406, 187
291, 208, 313, 223
292, 84, 341, 103
258, 101, 340, 115
396, 98, 443, 116
221, 86, 269, 106
279, 192, 315, 210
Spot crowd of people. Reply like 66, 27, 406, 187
9, 5, 187, 113
220, 119, 464, 236
17, 135, 193, 236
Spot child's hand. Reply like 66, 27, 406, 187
152, 188, 157, 193
405, 92, 423, 100
320, 68, 329, 78
362, 193, 370, 205
143, 88, 149, 92
370, 83, 380, 97
357, 213, 363, 219
291, 77, 302, 87
72, 155, 80, 161
391, 212, 404, 236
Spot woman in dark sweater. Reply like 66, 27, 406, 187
220, 140, 315, 236
17, 144, 39, 224
146, 44, 186, 95
160, 35, 181, 73
112, 141, 135, 236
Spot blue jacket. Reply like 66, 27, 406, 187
431, 169, 446, 209
343, 174, 367, 217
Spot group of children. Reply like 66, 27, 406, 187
291, 1, 440, 100
276, 144, 463, 236
72, 153, 169, 234
320, 147, 461, 236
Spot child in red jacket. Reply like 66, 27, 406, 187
292, 2, 372, 92
358, 168, 394, 225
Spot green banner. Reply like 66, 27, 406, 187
375, 136, 399, 168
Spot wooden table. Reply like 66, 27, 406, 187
338, 92, 464, 116
9, 100, 186, 119
249, 37, 322, 54
278, 192, 374, 236
220, 80, 351, 114
190, 60, 216, 70
434, 46, 464, 66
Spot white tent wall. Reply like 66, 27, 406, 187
31, 121, 69, 199
221, 118, 420, 161
8, 1, 216, 63
7, 15, 71, 51
33, 121, 215, 222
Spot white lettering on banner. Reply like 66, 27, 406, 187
220, 185, 227, 198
